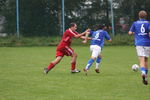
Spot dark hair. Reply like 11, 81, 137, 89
95, 24, 106, 30
69, 22, 76, 28
139, 10, 147, 19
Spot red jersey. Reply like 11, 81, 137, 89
58, 29, 78, 47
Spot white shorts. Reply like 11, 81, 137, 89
90, 45, 101, 58
136, 46, 150, 57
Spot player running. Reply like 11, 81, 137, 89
128, 10, 150, 85
44, 22, 89, 74
83, 24, 112, 75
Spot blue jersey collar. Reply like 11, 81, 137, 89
139, 19, 146, 21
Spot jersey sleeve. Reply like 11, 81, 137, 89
148, 22, 150, 32
129, 22, 135, 32
89, 30, 94, 36
74, 31, 79, 34
68, 29, 78, 37
105, 31, 111, 40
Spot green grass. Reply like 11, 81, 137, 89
0, 46, 150, 100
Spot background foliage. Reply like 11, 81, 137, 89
0, 34, 134, 47
0, 0, 150, 36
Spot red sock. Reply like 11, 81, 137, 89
71, 62, 76, 70
47, 63, 55, 70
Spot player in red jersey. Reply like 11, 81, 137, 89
44, 22, 89, 74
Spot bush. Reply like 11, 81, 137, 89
0, 36, 61, 47
0, 34, 134, 47
107, 34, 134, 46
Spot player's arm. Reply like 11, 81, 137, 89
105, 32, 112, 42
74, 29, 90, 38
80, 36, 91, 40
128, 23, 135, 35
82, 29, 93, 43
81, 31, 91, 43
74, 32, 86, 38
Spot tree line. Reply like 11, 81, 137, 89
0, 0, 150, 36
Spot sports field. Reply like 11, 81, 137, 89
0, 46, 150, 100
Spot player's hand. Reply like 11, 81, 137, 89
85, 28, 91, 32
86, 31, 90, 35
82, 40, 87, 44
128, 31, 134, 35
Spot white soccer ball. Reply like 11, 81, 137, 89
132, 64, 139, 72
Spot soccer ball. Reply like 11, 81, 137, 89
132, 64, 139, 72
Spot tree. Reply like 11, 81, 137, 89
1, 0, 150, 36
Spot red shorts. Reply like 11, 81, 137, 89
56, 45, 74, 57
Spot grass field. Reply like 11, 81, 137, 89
0, 46, 150, 100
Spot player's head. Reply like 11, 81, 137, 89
97, 24, 107, 30
93, 24, 99, 30
138, 10, 147, 19
69, 22, 77, 31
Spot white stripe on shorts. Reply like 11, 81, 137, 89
65, 46, 73, 56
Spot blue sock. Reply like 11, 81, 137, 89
145, 69, 148, 75
140, 67, 146, 75
96, 57, 101, 69
96, 57, 101, 63
86, 58, 94, 70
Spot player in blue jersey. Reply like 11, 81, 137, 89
129, 10, 150, 85
82, 24, 112, 75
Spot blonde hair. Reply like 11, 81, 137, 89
139, 10, 147, 19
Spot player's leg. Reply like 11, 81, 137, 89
139, 57, 148, 85
64, 46, 80, 73
44, 48, 64, 74
84, 56, 96, 71
139, 57, 148, 75
48, 56, 63, 70
71, 52, 77, 70
136, 46, 149, 85
145, 58, 148, 75
95, 54, 102, 73
83, 56, 95, 76
84, 45, 100, 71
70, 52, 80, 73
44, 56, 63, 74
